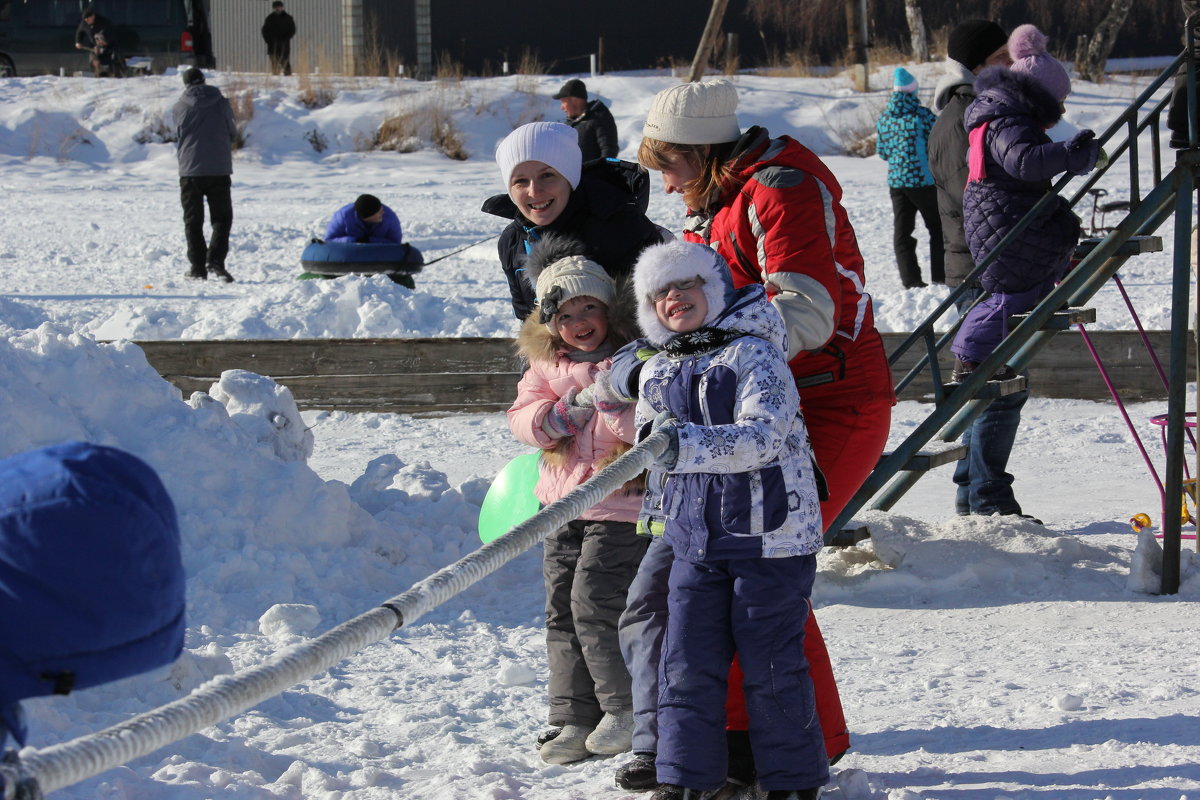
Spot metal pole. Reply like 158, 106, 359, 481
1161, 160, 1195, 594
414, 0, 432, 80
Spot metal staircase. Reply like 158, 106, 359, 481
827, 46, 1200, 594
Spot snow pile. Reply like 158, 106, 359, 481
0, 323, 483, 638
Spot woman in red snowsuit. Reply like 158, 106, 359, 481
615, 79, 894, 795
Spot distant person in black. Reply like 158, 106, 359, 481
75, 6, 119, 77
553, 79, 619, 163
174, 68, 237, 282
261, 0, 296, 76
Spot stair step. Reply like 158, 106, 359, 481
1009, 306, 1096, 330
1074, 234, 1164, 258
942, 372, 1028, 398
825, 525, 871, 548
880, 441, 967, 471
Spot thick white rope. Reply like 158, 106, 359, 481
5, 427, 670, 799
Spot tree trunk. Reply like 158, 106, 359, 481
1076, 0, 1135, 84
903, 0, 929, 62
688, 0, 731, 82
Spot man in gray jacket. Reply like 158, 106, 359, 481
173, 67, 237, 282
928, 20, 1042, 523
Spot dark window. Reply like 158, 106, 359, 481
92, 0, 178, 26
22, 0, 81, 26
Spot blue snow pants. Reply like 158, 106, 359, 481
655, 555, 828, 792
618, 536, 674, 754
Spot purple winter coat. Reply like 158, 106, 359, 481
962, 67, 1099, 294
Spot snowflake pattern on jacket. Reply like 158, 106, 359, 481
635, 284, 823, 561
875, 91, 937, 189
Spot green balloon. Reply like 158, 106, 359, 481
478, 452, 542, 543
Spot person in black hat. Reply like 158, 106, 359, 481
173, 67, 238, 282
552, 78, 618, 163
324, 194, 403, 244
261, 0, 296, 76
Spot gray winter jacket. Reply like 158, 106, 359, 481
928, 60, 977, 287
173, 85, 236, 178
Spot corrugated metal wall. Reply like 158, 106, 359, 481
210, 0, 348, 74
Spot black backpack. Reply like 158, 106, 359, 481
582, 157, 651, 214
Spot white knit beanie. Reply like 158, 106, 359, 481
642, 79, 741, 145
495, 121, 582, 189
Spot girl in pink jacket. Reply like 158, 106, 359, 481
506, 234, 648, 765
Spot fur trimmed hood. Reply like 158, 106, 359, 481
967, 65, 1065, 132
515, 236, 638, 363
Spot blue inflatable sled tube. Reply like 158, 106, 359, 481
300, 241, 424, 276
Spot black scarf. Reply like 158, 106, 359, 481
663, 327, 744, 358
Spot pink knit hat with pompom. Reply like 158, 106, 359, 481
1008, 24, 1071, 102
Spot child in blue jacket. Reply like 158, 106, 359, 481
876, 66, 944, 287
629, 239, 827, 800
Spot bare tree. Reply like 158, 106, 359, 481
904, 0, 929, 62
1075, 0, 1135, 83
689, 0, 732, 82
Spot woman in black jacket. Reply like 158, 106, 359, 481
481, 121, 665, 320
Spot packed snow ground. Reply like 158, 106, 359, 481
2, 62, 1199, 799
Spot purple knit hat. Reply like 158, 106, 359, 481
1009, 24, 1071, 102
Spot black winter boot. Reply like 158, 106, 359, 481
649, 785, 719, 800
726, 729, 757, 786
615, 752, 658, 791
765, 789, 822, 800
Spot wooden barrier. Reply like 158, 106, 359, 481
129, 331, 1193, 414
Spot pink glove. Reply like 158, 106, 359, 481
542, 388, 595, 438
588, 370, 634, 415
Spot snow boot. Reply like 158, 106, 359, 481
539, 723, 593, 764
186, 268, 207, 280
615, 752, 657, 791
765, 789, 822, 800
209, 267, 235, 283
586, 709, 633, 755
951, 358, 976, 383
535, 726, 563, 749
726, 730, 756, 787
650, 784, 720, 800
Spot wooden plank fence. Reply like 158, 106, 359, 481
129, 331, 1194, 414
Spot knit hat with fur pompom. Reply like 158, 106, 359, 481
523, 233, 616, 333
1008, 24, 1071, 102
633, 240, 736, 347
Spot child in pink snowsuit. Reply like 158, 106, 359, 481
506, 233, 648, 765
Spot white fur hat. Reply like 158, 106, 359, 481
495, 121, 582, 189
633, 240, 736, 346
642, 79, 741, 145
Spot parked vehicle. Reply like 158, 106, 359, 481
0, 0, 212, 77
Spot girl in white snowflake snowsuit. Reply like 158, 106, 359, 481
631, 239, 827, 798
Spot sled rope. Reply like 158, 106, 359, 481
2, 426, 672, 800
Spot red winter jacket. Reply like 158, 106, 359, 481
683, 127, 893, 402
